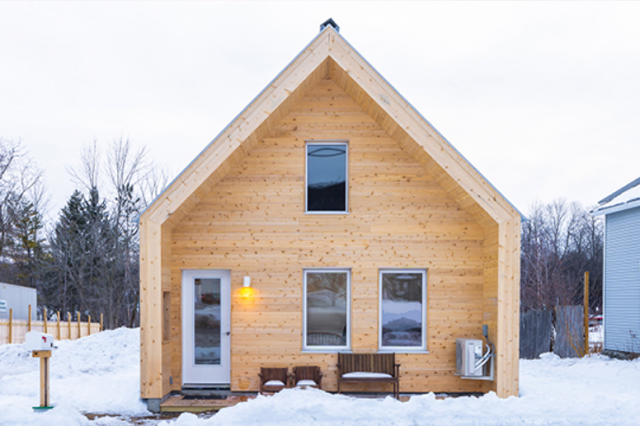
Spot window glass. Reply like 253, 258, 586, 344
304, 270, 350, 349
306, 143, 347, 212
194, 278, 221, 364
380, 271, 426, 350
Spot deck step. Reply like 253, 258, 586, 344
160, 395, 252, 413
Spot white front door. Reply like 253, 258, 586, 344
182, 270, 231, 386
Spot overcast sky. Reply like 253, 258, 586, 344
1, 2, 639, 222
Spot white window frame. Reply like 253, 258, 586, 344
378, 269, 428, 352
305, 140, 349, 214
303, 268, 351, 352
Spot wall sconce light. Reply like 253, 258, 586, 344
240, 276, 253, 299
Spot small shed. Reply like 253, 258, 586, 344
0, 282, 37, 320
139, 21, 522, 410
593, 177, 640, 355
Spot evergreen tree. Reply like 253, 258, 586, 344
47, 190, 87, 315
10, 200, 45, 288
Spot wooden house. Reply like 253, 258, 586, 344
593, 177, 640, 355
139, 21, 522, 410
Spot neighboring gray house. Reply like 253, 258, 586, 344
0, 282, 37, 320
593, 177, 640, 355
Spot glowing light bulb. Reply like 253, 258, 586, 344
239, 286, 254, 299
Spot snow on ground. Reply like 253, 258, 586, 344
1, 328, 639, 426
0, 328, 148, 426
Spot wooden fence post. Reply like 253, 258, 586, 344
28, 305, 32, 331
88, 315, 91, 336
57, 312, 61, 340
44, 307, 48, 333
77, 311, 81, 339
584, 271, 590, 355
8, 308, 12, 344
67, 313, 71, 340
100, 313, 103, 332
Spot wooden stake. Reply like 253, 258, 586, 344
67, 312, 71, 340
88, 315, 91, 336
8, 308, 12, 344
100, 313, 103, 332
584, 271, 590, 355
43, 307, 48, 333
77, 311, 81, 339
56, 312, 61, 341
28, 305, 32, 331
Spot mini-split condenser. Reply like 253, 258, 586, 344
456, 337, 494, 379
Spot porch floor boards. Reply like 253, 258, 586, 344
160, 393, 454, 413
160, 395, 253, 413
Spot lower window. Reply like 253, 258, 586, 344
303, 269, 350, 351
379, 269, 427, 351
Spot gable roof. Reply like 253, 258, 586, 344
141, 24, 521, 228
593, 176, 640, 216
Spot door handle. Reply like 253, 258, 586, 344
225, 331, 231, 336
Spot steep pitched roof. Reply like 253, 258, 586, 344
141, 24, 521, 228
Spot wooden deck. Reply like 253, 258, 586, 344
160, 395, 253, 413
158, 392, 462, 413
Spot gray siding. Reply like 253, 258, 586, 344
0, 282, 37, 320
604, 207, 640, 353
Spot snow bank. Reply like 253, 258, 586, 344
2, 327, 640, 426
159, 353, 640, 426
0, 328, 148, 426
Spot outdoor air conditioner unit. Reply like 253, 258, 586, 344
456, 326, 495, 380
456, 338, 485, 376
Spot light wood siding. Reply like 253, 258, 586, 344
140, 219, 164, 398
169, 78, 492, 394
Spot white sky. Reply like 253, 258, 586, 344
1, 2, 639, 221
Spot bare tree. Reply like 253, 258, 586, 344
106, 138, 148, 327
66, 141, 102, 194
521, 199, 603, 313
44, 138, 167, 328
0, 138, 43, 260
139, 165, 170, 207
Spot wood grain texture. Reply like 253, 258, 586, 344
139, 219, 165, 399
168, 79, 490, 394
141, 26, 521, 400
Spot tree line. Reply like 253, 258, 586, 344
0, 138, 166, 329
520, 199, 603, 315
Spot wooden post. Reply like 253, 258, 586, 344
8, 308, 12, 344
77, 311, 81, 339
32, 350, 52, 408
88, 315, 91, 336
67, 312, 71, 340
43, 308, 48, 333
56, 312, 61, 341
100, 313, 103, 332
584, 271, 590, 355
28, 305, 32, 331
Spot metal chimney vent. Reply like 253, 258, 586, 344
320, 18, 340, 33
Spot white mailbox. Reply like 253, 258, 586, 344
25, 331, 55, 351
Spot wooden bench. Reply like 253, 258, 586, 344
337, 353, 400, 399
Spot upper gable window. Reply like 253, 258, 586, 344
305, 141, 348, 213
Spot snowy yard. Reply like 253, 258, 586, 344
1, 328, 639, 426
